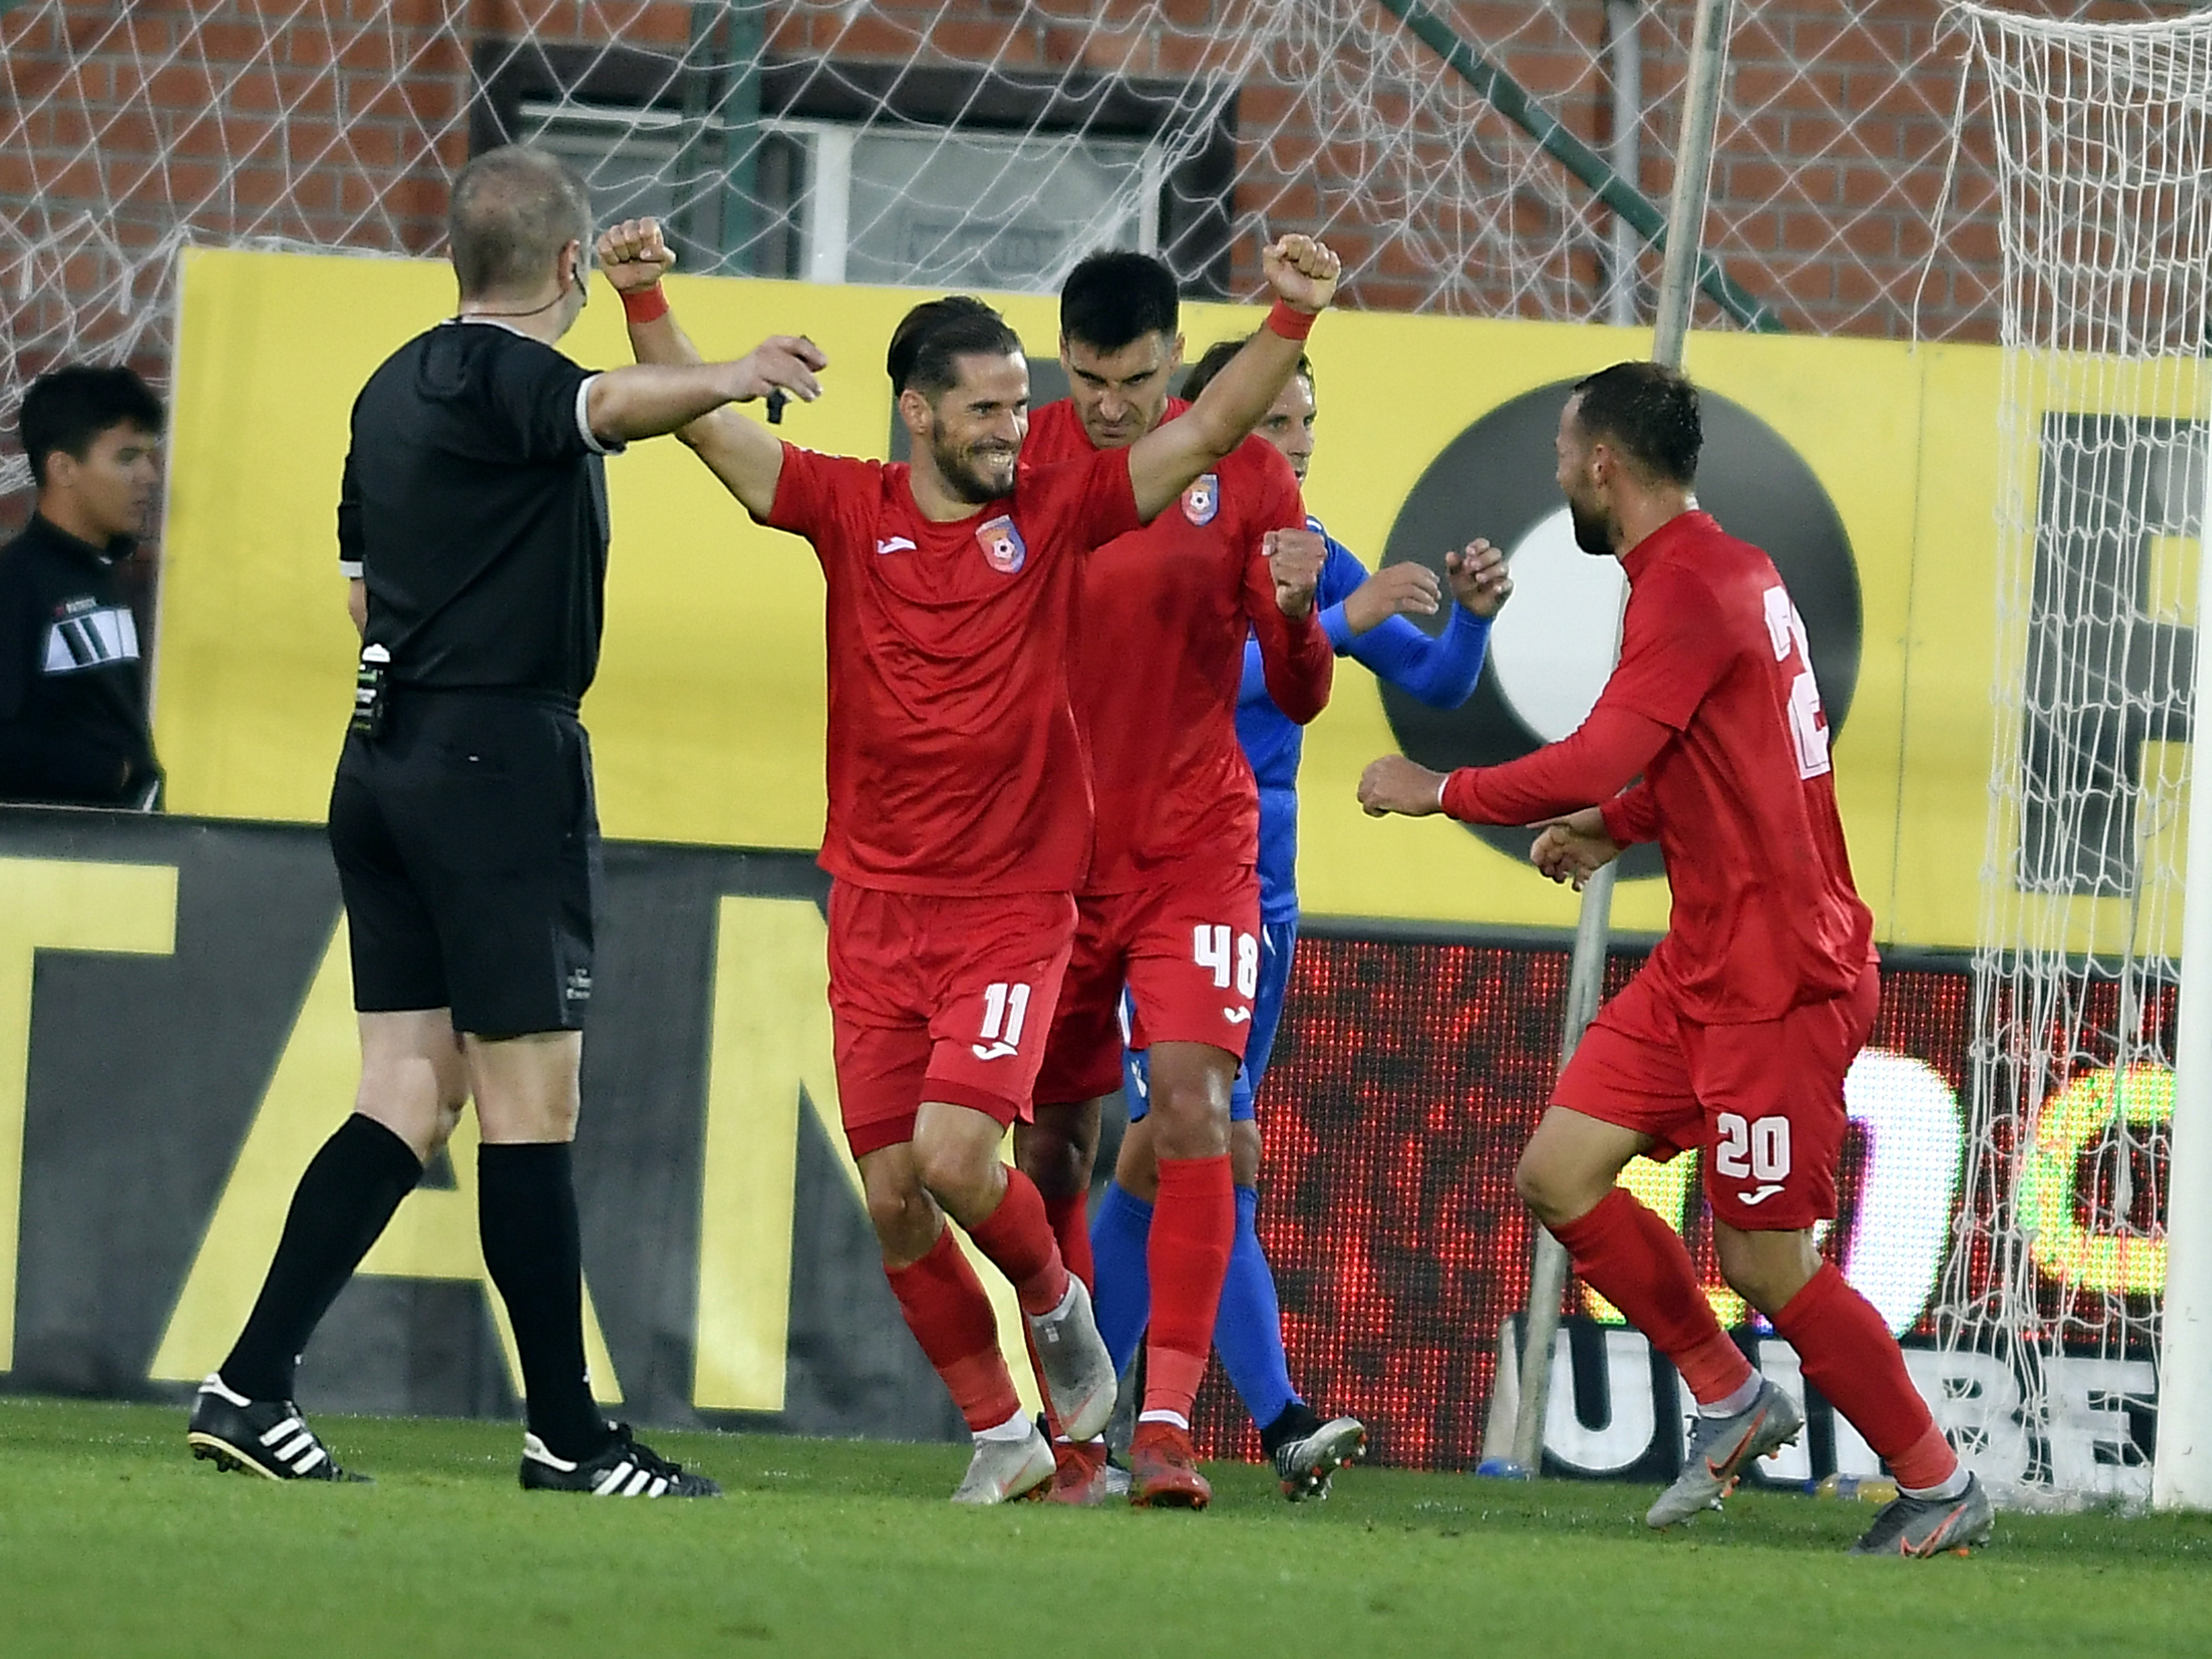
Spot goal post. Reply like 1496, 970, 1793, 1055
1948, 0, 2212, 1512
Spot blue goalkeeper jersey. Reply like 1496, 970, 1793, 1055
1238, 516, 1493, 921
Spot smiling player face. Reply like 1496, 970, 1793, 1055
1062, 332, 1181, 450
924, 352, 1032, 504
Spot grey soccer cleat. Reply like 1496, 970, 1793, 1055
1025, 1276, 1117, 1444
951, 1424, 1056, 1504
1271, 1411, 1368, 1503
1646, 1379, 1804, 1528
1849, 1474, 1995, 1557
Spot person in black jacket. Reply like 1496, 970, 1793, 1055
0, 366, 166, 809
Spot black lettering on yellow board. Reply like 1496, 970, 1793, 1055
152, 918, 622, 1402
141, 892, 1038, 1416
0, 858, 177, 1372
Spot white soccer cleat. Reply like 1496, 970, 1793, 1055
951, 1424, 1056, 1504
1025, 1276, 1118, 1444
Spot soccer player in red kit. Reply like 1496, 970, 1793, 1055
1014, 252, 1334, 1509
595, 218, 1341, 1503
1358, 362, 1994, 1557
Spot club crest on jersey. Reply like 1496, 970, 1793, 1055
1182, 473, 1221, 526
977, 516, 1026, 574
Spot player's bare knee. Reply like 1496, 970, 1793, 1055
913, 1134, 1003, 1221
1715, 1226, 1819, 1317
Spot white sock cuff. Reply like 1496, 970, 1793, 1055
1698, 1374, 1765, 1419
1138, 1408, 1190, 1431
975, 1408, 1033, 1444
1899, 1466, 1972, 1502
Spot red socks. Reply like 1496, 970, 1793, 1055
885, 1226, 1020, 1434
1042, 1189, 1094, 1291
963, 1167, 1070, 1318
1141, 1154, 1234, 1425
1771, 1262, 1956, 1490
1551, 1187, 1755, 1406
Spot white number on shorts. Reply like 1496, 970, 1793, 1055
1715, 1111, 1793, 1182
979, 981, 1032, 1047
1194, 924, 1259, 997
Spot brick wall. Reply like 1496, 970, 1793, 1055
0, 0, 2126, 506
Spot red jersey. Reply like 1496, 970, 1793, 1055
1024, 398, 1331, 891
1590, 510, 1874, 1022
763, 442, 1140, 896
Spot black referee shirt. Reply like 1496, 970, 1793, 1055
0, 513, 161, 807
339, 318, 624, 707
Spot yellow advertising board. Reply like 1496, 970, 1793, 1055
157, 248, 2006, 949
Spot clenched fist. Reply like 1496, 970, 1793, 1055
596, 217, 676, 295
1265, 527, 1327, 620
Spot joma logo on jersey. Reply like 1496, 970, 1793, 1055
976, 516, 1026, 574
1182, 473, 1220, 526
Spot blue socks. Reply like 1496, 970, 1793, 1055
1091, 1178, 1305, 1431
1089, 1180, 1154, 1374
1215, 1184, 1298, 1431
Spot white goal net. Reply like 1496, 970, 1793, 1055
1942, 0, 2212, 1504
0, 0, 2109, 503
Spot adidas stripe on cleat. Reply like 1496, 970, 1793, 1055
1271, 1413, 1367, 1503
519, 1424, 721, 1497
186, 1373, 367, 1482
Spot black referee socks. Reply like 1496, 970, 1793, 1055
219, 1113, 424, 1402
477, 1141, 612, 1464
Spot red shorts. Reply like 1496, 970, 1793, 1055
1031, 864, 1262, 1106
826, 883, 1078, 1159
1550, 960, 1880, 1231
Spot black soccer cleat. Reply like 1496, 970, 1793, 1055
186, 1373, 369, 1482
1262, 1402, 1368, 1503
518, 1423, 721, 1497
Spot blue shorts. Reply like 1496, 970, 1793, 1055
1124, 915, 1298, 1124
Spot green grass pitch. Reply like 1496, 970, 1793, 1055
3, 1398, 2208, 1658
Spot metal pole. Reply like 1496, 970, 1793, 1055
1507, 0, 1739, 1481
1606, 0, 1642, 329
2153, 431, 2212, 1511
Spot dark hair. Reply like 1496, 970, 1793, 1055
1060, 251, 1180, 353
885, 296, 1025, 399
1180, 334, 1315, 404
1570, 361, 1701, 486
19, 365, 165, 487
449, 145, 593, 301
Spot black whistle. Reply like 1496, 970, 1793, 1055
766, 389, 788, 424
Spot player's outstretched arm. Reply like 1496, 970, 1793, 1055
1126, 236, 1340, 523
1359, 705, 1672, 824
592, 218, 827, 519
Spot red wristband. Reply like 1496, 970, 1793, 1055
620, 284, 670, 325
1265, 298, 1317, 341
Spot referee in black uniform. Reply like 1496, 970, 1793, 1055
186, 145, 826, 1496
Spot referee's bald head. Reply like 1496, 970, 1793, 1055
449, 146, 592, 302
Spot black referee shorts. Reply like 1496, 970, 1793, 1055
328, 690, 599, 1037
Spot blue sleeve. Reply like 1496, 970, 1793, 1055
1309, 523, 1492, 709
1346, 606, 1492, 708
1314, 534, 1368, 653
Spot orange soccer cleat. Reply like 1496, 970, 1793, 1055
1128, 1422, 1212, 1510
